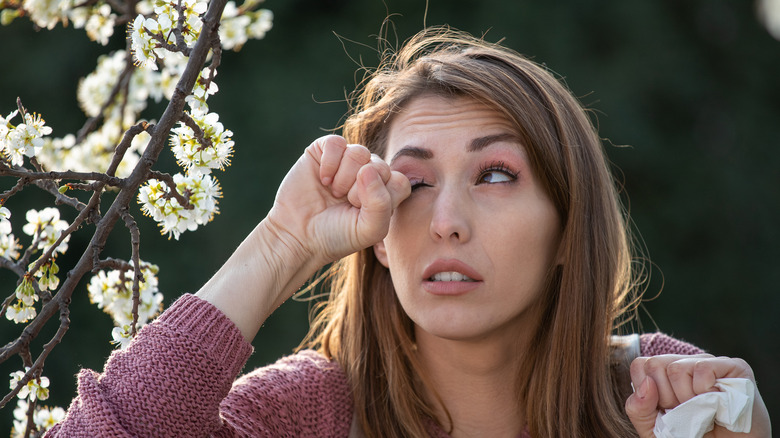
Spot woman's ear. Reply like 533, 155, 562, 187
373, 241, 389, 268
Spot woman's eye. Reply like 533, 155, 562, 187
409, 178, 430, 191
477, 168, 517, 184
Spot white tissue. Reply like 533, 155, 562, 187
653, 377, 755, 438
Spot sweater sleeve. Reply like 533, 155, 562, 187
639, 332, 705, 356
46, 294, 254, 438
220, 350, 353, 437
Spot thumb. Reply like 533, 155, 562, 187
625, 377, 661, 438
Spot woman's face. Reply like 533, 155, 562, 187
373, 95, 562, 344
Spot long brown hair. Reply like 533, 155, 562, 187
300, 27, 642, 437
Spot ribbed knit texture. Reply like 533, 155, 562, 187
47, 294, 703, 437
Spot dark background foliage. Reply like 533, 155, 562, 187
2, 0, 778, 431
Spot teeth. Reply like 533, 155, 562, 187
430, 272, 474, 282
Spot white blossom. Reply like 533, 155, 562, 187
10, 398, 65, 437
247, 9, 273, 39
0, 205, 12, 233
0, 110, 52, 166
0, 209, 21, 260
37, 118, 148, 178
5, 300, 37, 324
22, 0, 69, 30
66, 4, 89, 28
0, 232, 22, 260
171, 111, 233, 175
220, 3, 251, 50
78, 50, 127, 117
84, 3, 116, 45
9, 369, 50, 401
111, 325, 134, 349
33, 405, 66, 429
129, 15, 166, 70
138, 172, 221, 239
32, 258, 61, 291
185, 67, 219, 115
22, 207, 70, 254
87, 261, 163, 336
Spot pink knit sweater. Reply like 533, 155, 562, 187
46, 294, 703, 437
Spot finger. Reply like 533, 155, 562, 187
386, 170, 411, 210
347, 170, 410, 210
625, 377, 660, 438
629, 357, 649, 401
331, 144, 371, 198
691, 357, 753, 395
317, 135, 348, 186
666, 358, 697, 404
355, 166, 393, 245
347, 159, 393, 208
632, 355, 712, 410
370, 154, 391, 183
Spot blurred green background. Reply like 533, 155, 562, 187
2, 0, 778, 432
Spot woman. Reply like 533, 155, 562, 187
48, 28, 770, 437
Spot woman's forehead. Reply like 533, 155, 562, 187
384, 95, 519, 156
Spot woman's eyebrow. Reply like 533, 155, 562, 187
468, 133, 520, 152
389, 133, 520, 164
389, 146, 433, 164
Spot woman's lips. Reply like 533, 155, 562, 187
422, 259, 483, 296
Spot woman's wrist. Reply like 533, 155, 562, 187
195, 218, 322, 342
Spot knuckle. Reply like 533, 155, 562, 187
643, 356, 666, 375
666, 360, 686, 379
730, 357, 753, 378
323, 134, 346, 145
323, 136, 347, 155
692, 358, 712, 374
345, 145, 371, 164
629, 357, 647, 376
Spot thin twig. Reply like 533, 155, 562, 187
147, 170, 193, 209
93, 257, 134, 272
75, 58, 135, 144
121, 209, 142, 335
106, 121, 150, 177
180, 112, 212, 150
27, 188, 102, 280
0, 176, 27, 204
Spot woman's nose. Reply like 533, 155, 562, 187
428, 188, 471, 243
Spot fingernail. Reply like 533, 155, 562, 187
322, 176, 332, 186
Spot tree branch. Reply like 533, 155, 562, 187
0, 165, 123, 188
0, 0, 231, 411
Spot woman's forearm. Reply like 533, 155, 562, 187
195, 218, 322, 342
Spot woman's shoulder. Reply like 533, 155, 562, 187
639, 332, 705, 356
220, 350, 353, 437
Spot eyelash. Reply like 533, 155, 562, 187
476, 161, 519, 184
408, 161, 518, 191
410, 178, 429, 191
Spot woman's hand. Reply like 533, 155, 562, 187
266, 135, 411, 267
625, 354, 771, 437
196, 135, 409, 341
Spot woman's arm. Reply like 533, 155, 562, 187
48, 135, 410, 436
196, 135, 410, 341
